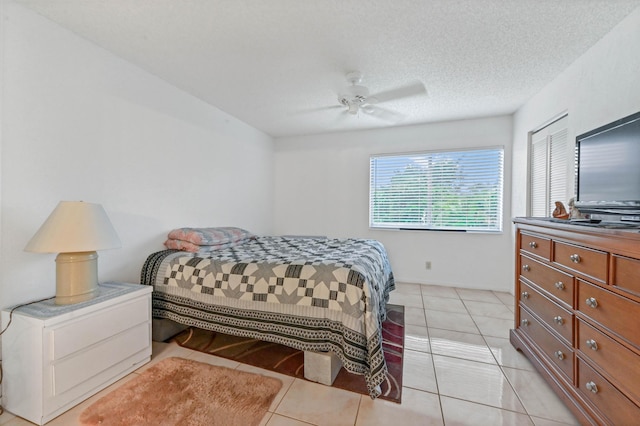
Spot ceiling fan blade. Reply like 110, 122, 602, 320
368, 81, 427, 104
362, 105, 406, 122
289, 105, 344, 116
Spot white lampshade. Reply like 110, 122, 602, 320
25, 201, 121, 253
25, 201, 121, 304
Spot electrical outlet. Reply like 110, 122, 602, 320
425, 261, 432, 270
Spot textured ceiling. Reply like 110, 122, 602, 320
15, 0, 640, 138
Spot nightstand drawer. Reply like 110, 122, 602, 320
520, 255, 573, 307
52, 321, 149, 395
553, 241, 607, 283
51, 294, 150, 360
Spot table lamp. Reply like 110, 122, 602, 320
24, 201, 121, 305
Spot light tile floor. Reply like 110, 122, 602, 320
0, 283, 580, 426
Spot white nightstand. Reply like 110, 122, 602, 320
1, 282, 152, 425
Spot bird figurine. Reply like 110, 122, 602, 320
552, 201, 569, 219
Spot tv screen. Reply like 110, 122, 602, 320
576, 111, 640, 213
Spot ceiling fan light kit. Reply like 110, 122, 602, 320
339, 71, 369, 114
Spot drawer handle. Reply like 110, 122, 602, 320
570, 254, 581, 263
528, 241, 538, 249
553, 316, 564, 325
554, 281, 565, 290
585, 381, 599, 394
522, 264, 530, 272
585, 297, 598, 308
586, 339, 599, 351
554, 350, 565, 360
521, 291, 530, 300
521, 319, 530, 327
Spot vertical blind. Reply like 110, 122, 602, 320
530, 132, 549, 217
370, 147, 504, 231
529, 116, 569, 216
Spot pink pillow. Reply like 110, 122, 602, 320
166, 227, 255, 246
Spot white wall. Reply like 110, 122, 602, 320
512, 6, 640, 218
274, 116, 514, 291
4, 1, 637, 308
0, 2, 274, 309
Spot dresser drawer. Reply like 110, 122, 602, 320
578, 280, 640, 350
520, 255, 573, 307
50, 295, 150, 360
577, 358, 640, 424
520, 232, 551, 260
519, 306, 573, 380
553, 241, 607, 283
577, 319, 640, 405
612, 254, 640, 296
520, 281, 573, 344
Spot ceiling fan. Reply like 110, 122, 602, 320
336, 71, 427, 120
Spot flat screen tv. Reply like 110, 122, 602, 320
575, 110, 640, 221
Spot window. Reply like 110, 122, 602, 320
369, 147, 504, 232
529, 116, 568, 217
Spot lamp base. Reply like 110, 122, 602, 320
55, 251, 99, 305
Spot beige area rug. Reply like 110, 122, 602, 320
79, 357, 282, 426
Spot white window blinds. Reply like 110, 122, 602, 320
529, 116, 569, 216
370, 147, 504, 232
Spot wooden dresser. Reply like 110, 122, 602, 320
511, 218, 640, 425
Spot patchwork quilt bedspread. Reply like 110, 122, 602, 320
141, 236, 395, 397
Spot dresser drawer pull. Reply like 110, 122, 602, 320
528, 241, 538, 249
553, 316, 564, 325
554, 281, 565, 290
570, 254, 581, 263
586, 339, 599, 351
585, 381, 599, 394
554, 350, 565, 360
522, 264, 530, 272
521, 291, 530, 300
585, 297, 598, 308
521, 319, 530, 327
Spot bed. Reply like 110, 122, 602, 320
140, 230, 395, 397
